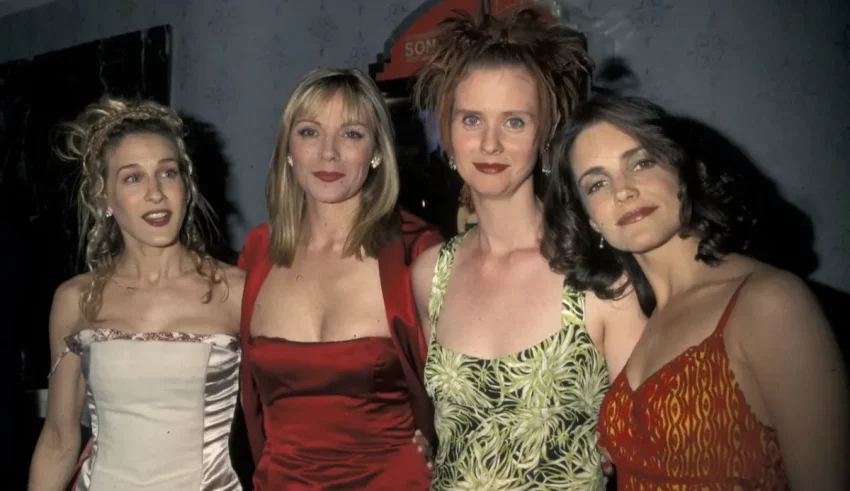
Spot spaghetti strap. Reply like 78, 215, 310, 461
48, 347, 72, 379
715, 274, 753, 334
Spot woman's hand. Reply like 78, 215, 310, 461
413, 429, 434, 471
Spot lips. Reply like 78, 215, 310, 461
312, 171, 345, 182
142, 210, 172, 227
472, 163, 509, 174
617, 206, 658, 226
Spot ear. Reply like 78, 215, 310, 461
589, 219, 600, 233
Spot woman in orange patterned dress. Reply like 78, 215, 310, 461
542, 94, 849, 490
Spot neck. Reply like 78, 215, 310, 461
633, 235, 714, 309
302, 194, 360, 253
469, 179, 542, 255
115, 241, 195, 285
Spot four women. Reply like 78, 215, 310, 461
29, 7, 848, 491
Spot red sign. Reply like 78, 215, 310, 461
374, 0, 556, 81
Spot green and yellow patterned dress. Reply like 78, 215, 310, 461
424, 233, 610, 490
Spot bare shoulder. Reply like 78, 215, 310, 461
585, 276, 644, 321
734, 264, 824, 334
50, 273, 90, 338
584, 277, 645, 379
412, 242, 443, 289
218, 261, 246, 294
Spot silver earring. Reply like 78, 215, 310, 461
599, 235, 605, 249
448, 156, 457, 171
370, 155, 382, 169
542, 162, 552, 176
105, 209, 113, 218
287, 155, 294, 167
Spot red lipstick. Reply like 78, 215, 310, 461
312, 171, 345, 182
617, 206, 657, 226
472, 163, 509, 174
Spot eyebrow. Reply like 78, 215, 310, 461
294, 118, 368, 127
454, 108, 537, 118
576, 145, 645, 184
115, 158, 178, 173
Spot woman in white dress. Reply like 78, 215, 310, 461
28, 97, 245, 491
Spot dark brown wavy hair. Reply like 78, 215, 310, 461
412, 7, 593, 179
542, 95, 758, 315
54, 96, 223, 321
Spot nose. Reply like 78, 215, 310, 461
480, 124, 503, 155
613, 174, 639, 204
145, 176, 165, 203
321, 134, 340, 162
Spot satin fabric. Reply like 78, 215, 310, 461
238, 210, 442, 486
248, 336, 430, 490
63, 329, 241, 491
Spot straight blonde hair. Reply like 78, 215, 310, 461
266, 68, 400, 266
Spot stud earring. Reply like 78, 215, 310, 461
105, 209, 113, 218
370, 155, 382, 169
448, 156, 457, 171
542, 162, 552, 176
287, 155, 294, 167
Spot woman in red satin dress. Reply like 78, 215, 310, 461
238, 68, 440, 490
542, 94, 849, 490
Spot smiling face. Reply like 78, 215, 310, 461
104, 132, 187, 249
449, 66, 541, 197
570, 121, 682, 254
287, 91, 378, 206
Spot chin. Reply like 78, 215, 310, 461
146, 235, 182, 248
305, 187, 360, 205
617, 231, 677, 255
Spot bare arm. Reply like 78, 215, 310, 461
411, 244, 442, 341
585, 285, 645, 381
219, 263, 246, 335
735, 272, 849, 491
28, 280, 87, 491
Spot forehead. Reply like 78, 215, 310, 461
453, 66, 538, 111
571, 121, 639, 168
106, 132, 178, 167
294, 87, 375, 127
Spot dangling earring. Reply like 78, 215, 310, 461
541, 142, 552, 175
287, 155, 294, 167
105, 208, 113, 218
448, 156, 457, 171
370, 155, 382, 169
598, 235, 605, 249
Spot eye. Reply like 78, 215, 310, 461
585, 180, 606, 195
461, 114, 480, 126
123, 173, 140, 183
632, 158, 656, 171
297, 127, 318, 138
162, 168, 180, 179
343, 130, 364, 140
505, 117, 525, 129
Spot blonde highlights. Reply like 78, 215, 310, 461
266, 68, 400, 266
55, 96, 223, 321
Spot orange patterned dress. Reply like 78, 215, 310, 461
598, 280, 789, 490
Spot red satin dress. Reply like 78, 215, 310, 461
598, 278, 788, 490
248, 335, 431, 490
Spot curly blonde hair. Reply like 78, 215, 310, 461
413, 8, 593, 175
55, 96, 223, 321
